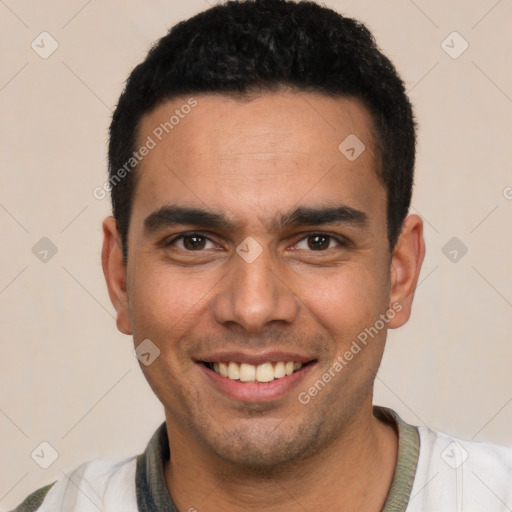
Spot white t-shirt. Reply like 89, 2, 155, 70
408, 425, 512, 511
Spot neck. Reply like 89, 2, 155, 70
164, 405, 398, 512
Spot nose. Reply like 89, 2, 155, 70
211, 246, 299, 333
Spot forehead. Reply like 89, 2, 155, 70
133, 91, 385, 226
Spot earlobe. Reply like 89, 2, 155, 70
101, 216, 132, 335
387, 214, 425, 329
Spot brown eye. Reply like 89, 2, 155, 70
167, 233, 216, 251
182, 235, 207, 250
293, 233, 348, 252
307, 234, 330, 250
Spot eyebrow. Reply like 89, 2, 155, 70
279, 205, 368, 229
143, 204, 368, 234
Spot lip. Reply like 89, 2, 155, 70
198, 360, 316, 402
195, 350, 315, 366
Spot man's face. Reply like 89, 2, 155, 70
110, 91, 406, 466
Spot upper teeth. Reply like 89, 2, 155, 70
211, 361, 303, 383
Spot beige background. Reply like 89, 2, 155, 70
1, 0, 511, 508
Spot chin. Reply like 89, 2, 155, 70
203, 419, 325, 470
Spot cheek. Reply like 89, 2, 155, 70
127, 269, 207, 400
128, 265, 210, 345
297, 263, 389, 340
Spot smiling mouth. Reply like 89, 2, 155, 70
202, 361, 314, 383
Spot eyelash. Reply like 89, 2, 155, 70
165, 231, 351, 251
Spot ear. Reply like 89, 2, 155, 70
101, 216, 132, 335
387, 214, 425, 329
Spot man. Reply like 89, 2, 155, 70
12, 0, 512, 511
